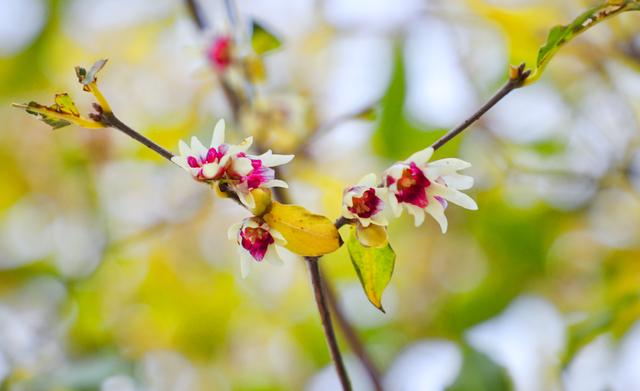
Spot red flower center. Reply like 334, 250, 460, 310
208, 36, 233, 69
240, 226, 274, 261
391, 162, 430, 208
348, 188, 381, 218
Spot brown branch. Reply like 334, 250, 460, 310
322, 271, 383, 391
430, 64, 530, 151
306, 257, 353, 391
100, 112, 174, 161
185, 0, 207, 30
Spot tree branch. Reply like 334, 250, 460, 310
100, 112, 174, 161
306, 257, 353, 391
430, 64, 530, 151
322, 271, 383, 391
185, 0, 207, 30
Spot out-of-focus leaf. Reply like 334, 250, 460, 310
373, 46, 448, 160
250, 20, 282, 55
446, 345, 512, 391
263, 202, 342, 256
12, 93, 102, 129
528, 0, 640, 83
347, 227, 395, 312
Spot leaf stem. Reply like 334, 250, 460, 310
430, 63, 530, 151
306, 257, 353, 391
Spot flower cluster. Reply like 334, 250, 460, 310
172, 119, 293, 277
342, 147, 477, 245
172, 119, 293, 209
228, 217, 286, 278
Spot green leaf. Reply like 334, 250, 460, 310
263, 201, 342, 256
13, 93, 100, 130
446, 345, 512, 391
250, 20, 282, 55
529, 0, 640, 84
347, 227, 395, 312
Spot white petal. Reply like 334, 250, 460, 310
388, 192, 402, 217
227, 222, 243, 240
239, 250, 253, 278
202, 163, 221, 179
425, 196, 448, 233
178, 140, 191, 156
406, 204, 425, 227
270, 229, 287, 245
232, 156, 254, 176
428, 158, 472, 177
258, 150, 294, 167
190, 136, 208, 157
406, 147, 434, 165
233, 136, 253, 153
430, 183, 478, 210
211, 119, 226, 147
264, 179, 288, 189
357, 173, 378, 187
171, 156, 190, 171
264, 245, 283, 266
237, 190, 256, 209
443, 174, 474, 191
371, 213, 389, 226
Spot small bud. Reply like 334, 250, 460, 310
249, 188, 273, 216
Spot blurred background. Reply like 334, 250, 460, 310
1, 0, 640, 389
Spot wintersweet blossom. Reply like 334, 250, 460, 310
228, 150, 294, 208
207, 36, 233, 70
228, 217, 286, 278
171, 119, 252, 181
342, 173, 388, 227
384, 147, 477, 232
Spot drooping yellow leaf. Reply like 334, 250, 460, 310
263, 201, 342, 256
347, 228, 395, 312
12, 93, 102, 129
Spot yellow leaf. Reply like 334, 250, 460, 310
264, 201, 342, 256
356, 224, 388, 248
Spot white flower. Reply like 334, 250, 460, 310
227, 150, 294, 208
384, 147, 477, 232
342, 173, 388, 227
171, 119, 252, 181
227, 217, 287, 278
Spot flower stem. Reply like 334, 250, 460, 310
430, 63, 531, 151
306, 257, 353, 391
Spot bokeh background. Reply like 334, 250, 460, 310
2, 0, 640, 390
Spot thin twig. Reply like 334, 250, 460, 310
101, 112, 174, 161
430, 64, 530, 151
322, 271, 383, 391
306, 257, 353, 391
185, 0, 207, 30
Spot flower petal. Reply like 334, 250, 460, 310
178, 140, 191, 156
406, 204, 425, 227
202, 162, 221, 179
264, 179, 288, 189
264, 246, 283, 265
239, 249, 253, 278
227, 221, 243, 240
430, 183, 478, 210
211, 119, 226, 147
232, 156, 254, 176
388, 193, 402, 217
442, 173, 474, 190
425, 196, 448, 233
406, 147, 434, 165
171, 156, 190, 171
427, 158, 472, 178
258, 150, 294, 167
357, 173, 378, 187
190, 136, 208, 157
